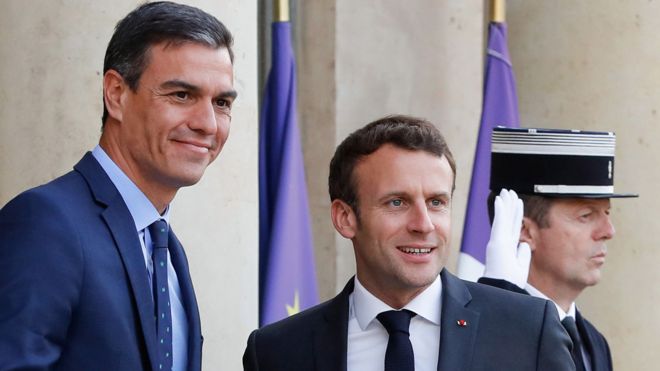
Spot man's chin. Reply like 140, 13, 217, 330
164, 171, 206, 189
166, 159, 212, 185
581, 271, 602, 288
399, 268, 442, 289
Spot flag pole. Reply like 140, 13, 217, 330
274, 0, 290, 22
491, 0, 505, 23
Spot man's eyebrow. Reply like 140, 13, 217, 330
160, 79, 238, 100
428, 191, 451, 199
376, 191, 408, 202
217, 89, 238, 100
376, 190, 410, 203
160, 79, 200, 92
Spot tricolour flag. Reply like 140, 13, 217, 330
457, 21, 520, 281
259, 20, 319, 326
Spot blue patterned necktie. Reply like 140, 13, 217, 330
149, 219, 173, 370
377, 310, 416, 371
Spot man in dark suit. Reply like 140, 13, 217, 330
479, 127, 638, 371
243, 115, 574, 371
0, 2, 236, 370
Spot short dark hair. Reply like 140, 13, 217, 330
328, 115, 456, 215
487, 191, 553, 228
101, 1, 234, 126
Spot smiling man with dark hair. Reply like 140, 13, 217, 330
0, 2, 236, 370
244, 115, 574, 371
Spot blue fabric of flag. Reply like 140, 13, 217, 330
457, 22, 520, 281
259, 21, 319, 326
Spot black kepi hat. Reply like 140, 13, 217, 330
490, 127, 637, 198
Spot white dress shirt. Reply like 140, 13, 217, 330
347, 276, 442, 371
526, 284, 591, 371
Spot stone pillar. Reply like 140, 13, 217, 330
297, 0, 486, 297
296, 0, 340, 302
0, 1, 258, 369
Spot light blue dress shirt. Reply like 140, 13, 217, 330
92, 146, 188, 371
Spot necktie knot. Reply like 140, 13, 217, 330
377, 310, 416, 371
148, 219, 169, 249
561, 316, 579, 338
377, 310, 415, 336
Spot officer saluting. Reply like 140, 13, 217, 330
480, 127, 637, 371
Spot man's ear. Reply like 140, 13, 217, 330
520, 217, 538, 251
331, 199, 358, 239
103, 69, 128, 123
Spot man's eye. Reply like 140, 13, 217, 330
216, 98, 231, 108
430, 198, 449, 207
174, 91, 188, 100
390, 199, 402, 207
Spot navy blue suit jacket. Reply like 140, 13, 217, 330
243, 270, 575, 371
479, 277, 613, 371
0, 153, 202, 371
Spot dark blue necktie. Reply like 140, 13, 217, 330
562, 316, 586, 371
377, 310, 416, 371
149, 219, 173, 371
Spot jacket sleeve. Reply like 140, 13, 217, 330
243, 330, 260, 371
537, 300, 576, 371
0, 192, 83, 370
605, 336, 613, 370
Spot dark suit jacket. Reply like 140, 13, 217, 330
479, 277, 613, 371
0, 153, 202, 371
244, 270, 574, 371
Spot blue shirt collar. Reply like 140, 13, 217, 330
92, 145, 170, 231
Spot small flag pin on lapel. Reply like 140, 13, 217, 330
457, 319, 468, 327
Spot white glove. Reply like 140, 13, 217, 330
482, 189, 531, 289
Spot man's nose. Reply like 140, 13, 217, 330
189, 101, 219, 134
407, 203, 435, 234
595, 214, 615, 241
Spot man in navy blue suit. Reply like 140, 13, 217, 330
0, 2, 236, 370
244, 116, 574, 371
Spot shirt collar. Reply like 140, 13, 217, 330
525, 283, 576, 320
353, 275, 442, 331
92, 145, 169, 231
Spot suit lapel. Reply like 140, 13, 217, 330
313, 278, 352, 371
168, 232, 202, 370
437, 270, 480, 371
75, 153, 160, 370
